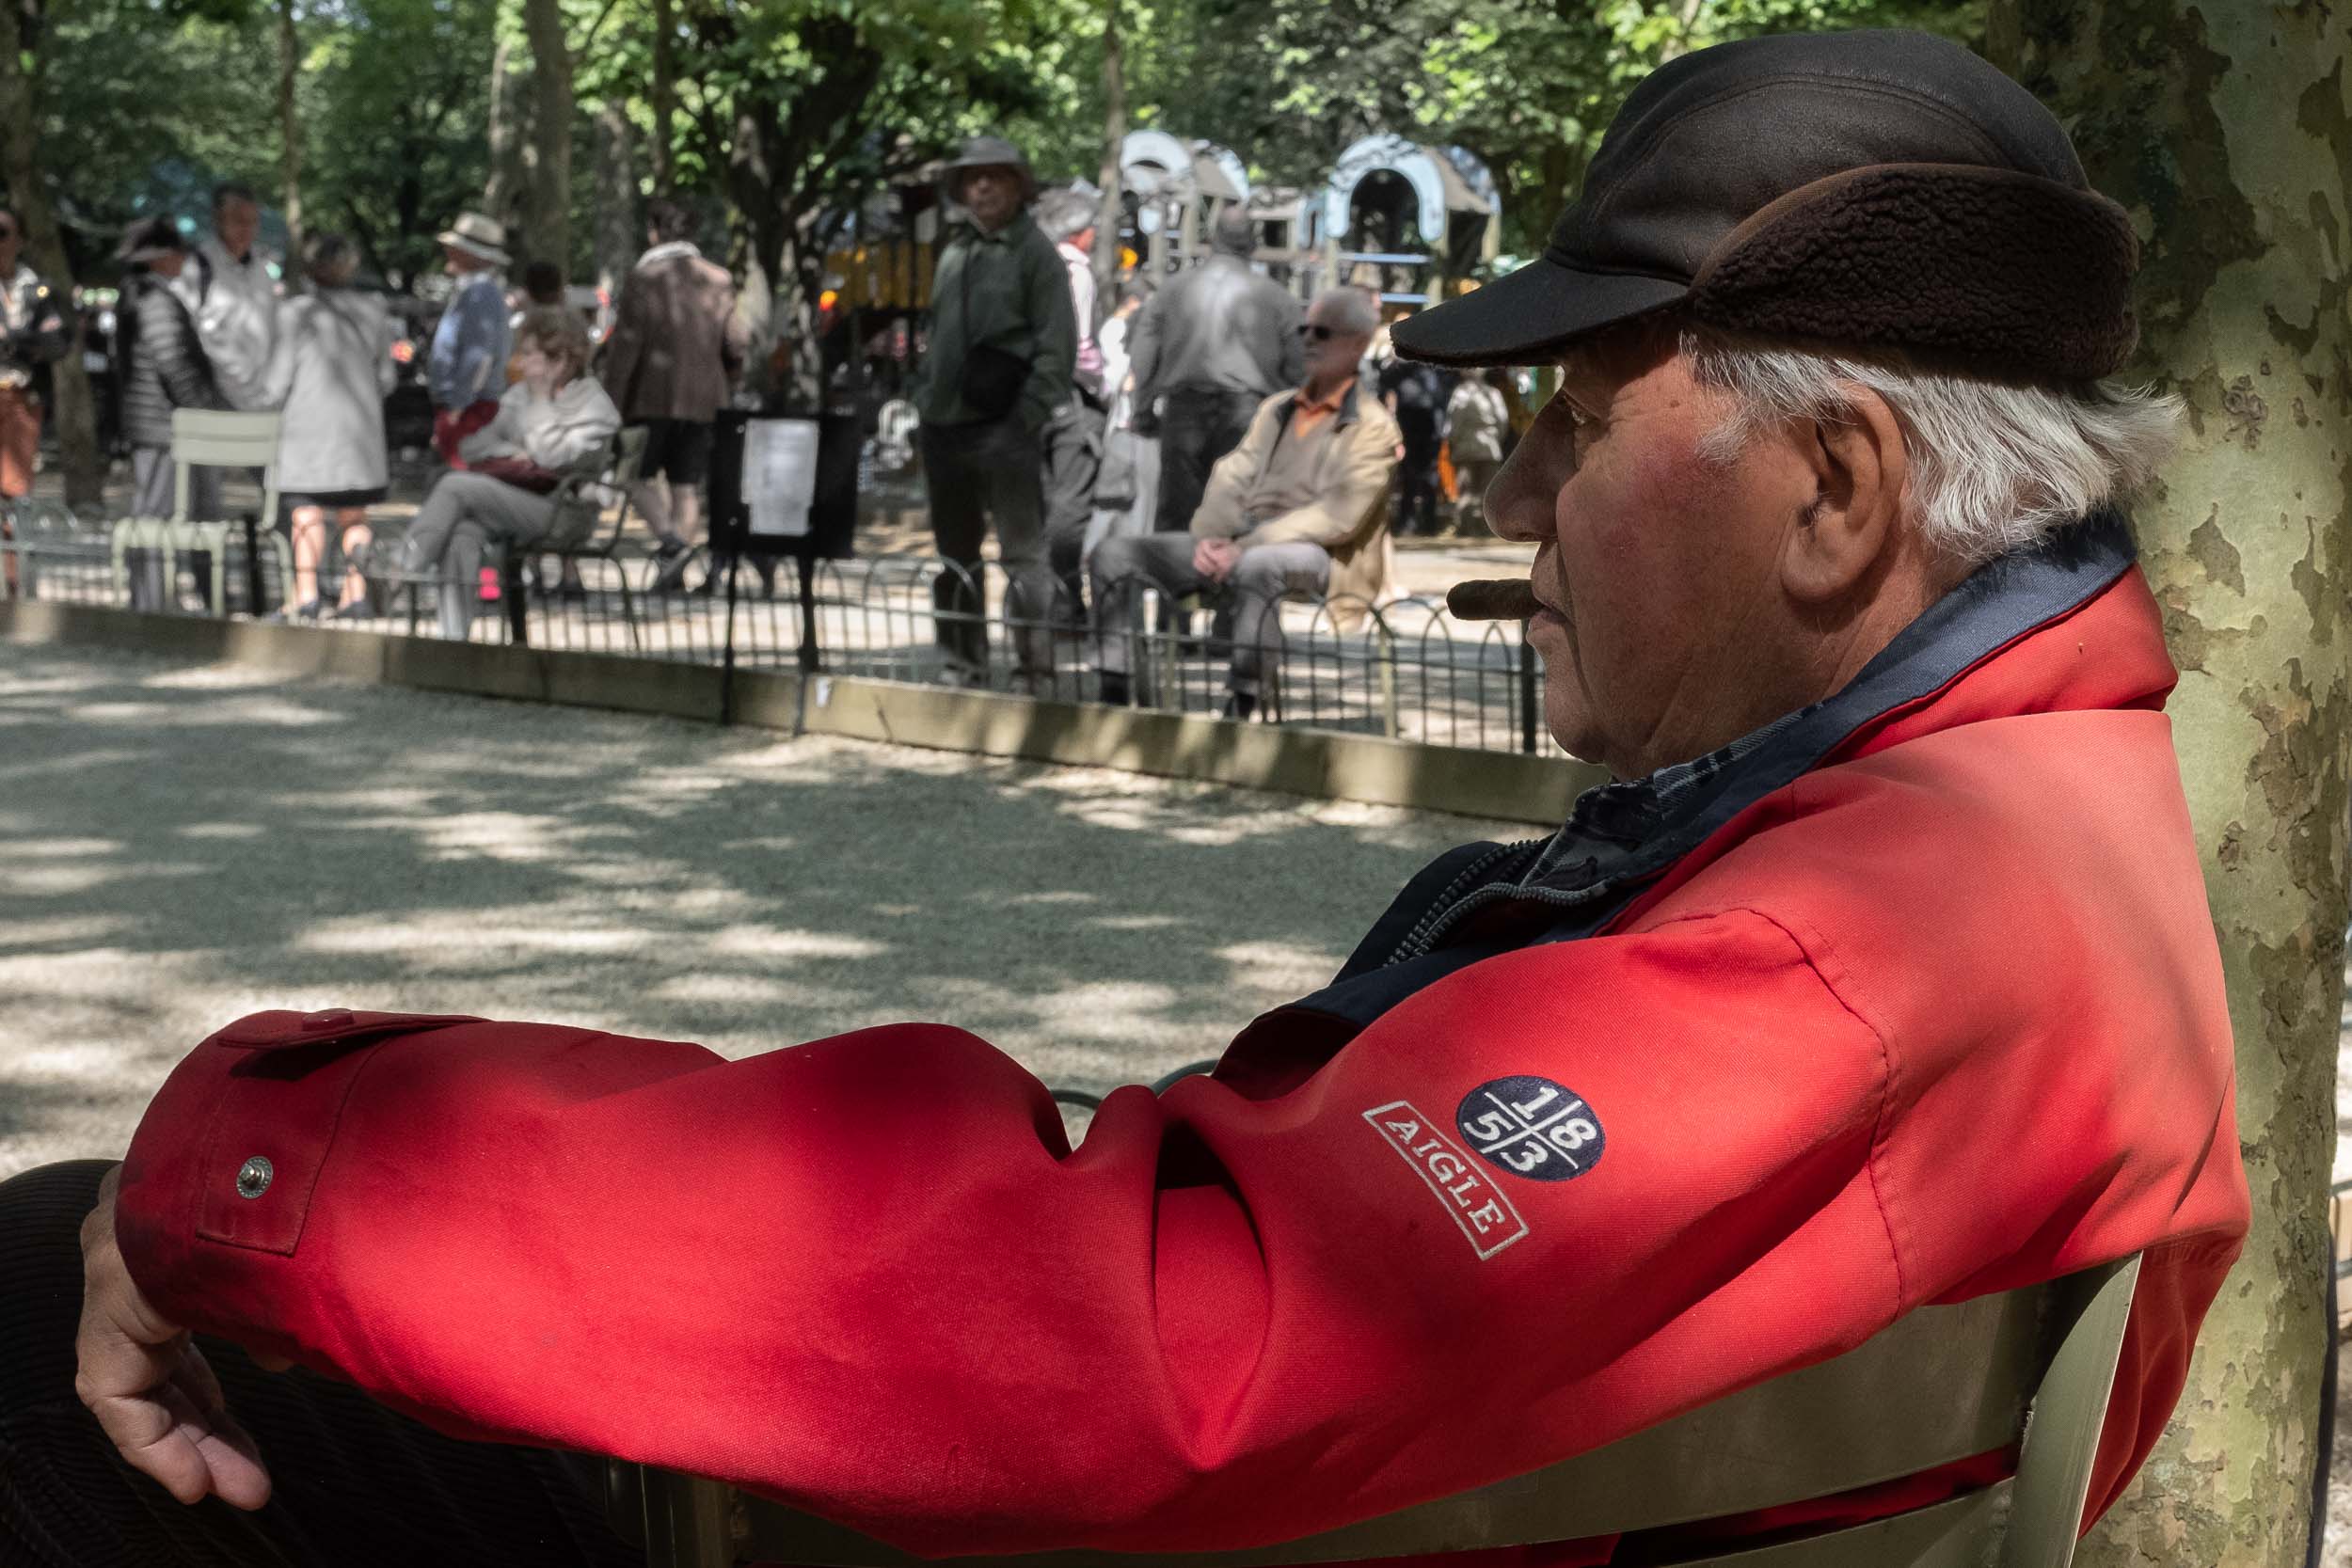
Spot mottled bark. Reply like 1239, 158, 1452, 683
520, 0, 574, 278
1991, 4, 2352, 1563
0, 0, 102, 507
650, 0, 675, 198
593, 103, 638, 323
278, 0, 302, 272
483, 38, 528, 240
1091, 0, 1124, 307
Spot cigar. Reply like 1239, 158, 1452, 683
1446, 578, 1542, 622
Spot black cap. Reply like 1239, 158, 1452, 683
1392, 30, 2138, 380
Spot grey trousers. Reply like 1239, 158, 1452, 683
123, 447, 226, 611
1089, 531, 1329, 695
921, 416, 1054, 677
399, 471, 567, 641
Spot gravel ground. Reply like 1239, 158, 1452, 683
0, 640, 1524, 1177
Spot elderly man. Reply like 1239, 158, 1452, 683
426, 212, 515, 467
3, 29, 2245, 1568
1129, 204, 1303, 535
915, 135, 1077, 689
183, 183, 278, 413
1090, 286, 1396, 718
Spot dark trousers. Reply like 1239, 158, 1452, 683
1152, 388, 1262, 534
921, 416, 1053, 677
0, 1160, 637, 1568
1395, 424, 1443, 536
1041, 396, 1105, 615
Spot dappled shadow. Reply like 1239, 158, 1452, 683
0, 641, 1529, 1176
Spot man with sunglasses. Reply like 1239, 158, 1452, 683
1090, 287, 1396, 718
0, 204, 72, 532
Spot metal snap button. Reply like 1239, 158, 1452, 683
236, 1156, 274, 1198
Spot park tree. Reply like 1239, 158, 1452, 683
1985, 3, 2352, 1562
0, 0, 103, 506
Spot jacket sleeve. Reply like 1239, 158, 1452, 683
258, 301, 300, 410
145, 293, 225, 412
1125, 293, 1164, 410
1018, 237, 1077, 434
110, 907, 1971, 1559
1186, 396, 1277, 540
1239, 404, 1399, 550
516, 380, 622, 470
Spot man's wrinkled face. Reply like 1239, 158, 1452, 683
1482, 334, 1815, 779
960, 168, 1022, 231
1300, 300, 1370, 386
215, 198, 260, 261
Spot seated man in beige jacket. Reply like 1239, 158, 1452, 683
1090, 288, 1398, 718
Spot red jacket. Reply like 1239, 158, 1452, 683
115, 527, 2246, 1560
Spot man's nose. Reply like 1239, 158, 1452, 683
1484, 394, 1577, 543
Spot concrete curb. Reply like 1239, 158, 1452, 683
0, 602, 1600, 824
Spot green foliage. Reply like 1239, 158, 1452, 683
21, 0, 1982, 290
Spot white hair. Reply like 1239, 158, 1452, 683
1677, 325, 2182, 569
1312, 287, 1380, 337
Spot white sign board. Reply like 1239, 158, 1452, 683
743, 419, 818, 539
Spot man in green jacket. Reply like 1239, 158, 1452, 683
915, 135, 1078, 688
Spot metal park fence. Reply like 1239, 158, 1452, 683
0, 500, 1550, 755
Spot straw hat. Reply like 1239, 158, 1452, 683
436, 212, 512, 267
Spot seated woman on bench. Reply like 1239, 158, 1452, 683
398, 306, 619, 640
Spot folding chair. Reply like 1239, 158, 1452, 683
609, 1256, 2142, 1568
109, 409, 289, 613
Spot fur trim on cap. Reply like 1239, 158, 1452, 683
1685, 164, 2140, 380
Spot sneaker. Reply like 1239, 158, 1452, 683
1222, 692, 1258, 721
1098, 673, 1131, 707
649, 547, 695, 595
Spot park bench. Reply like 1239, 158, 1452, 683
604, 1252, 2139, 1568
108, 409, 293, 615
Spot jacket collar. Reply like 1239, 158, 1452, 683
1518, 508, 2147, 906
1276, 377, 1364, 430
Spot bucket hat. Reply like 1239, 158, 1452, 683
942, 136, 1039, 206
436, 212, 512, 267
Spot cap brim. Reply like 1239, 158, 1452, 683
437, 233, 510, 264
1391, 256, 1688, 367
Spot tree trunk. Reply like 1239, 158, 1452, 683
1989, 5, 2352, 1562
277, 0, 302, 275
650, 0, 675, 198
519, 0, 574, 278
483, 37, 528, 241
593, 103, 638, 330
0, 0, 102, 508
1090, 0, 1124, 306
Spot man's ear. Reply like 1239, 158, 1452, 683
1782, 385, 1907, 605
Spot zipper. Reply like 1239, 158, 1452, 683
1380, 840, 1549, 968
1383, 871, 1630, 968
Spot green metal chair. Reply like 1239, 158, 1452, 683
604, 1254, 2140, 1568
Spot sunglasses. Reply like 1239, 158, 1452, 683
1297, 323, 1342, 341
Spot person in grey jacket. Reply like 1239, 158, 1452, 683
913, 135, 1076, 687
1127, 207, 1303, 535
262, 232, 396, 619
115, 217, 230, 610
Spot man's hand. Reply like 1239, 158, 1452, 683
76, 1164, 278, 1509
1193, 537, 1242, 583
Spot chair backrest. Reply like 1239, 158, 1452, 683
169, 408, 282, 525
609, 1255, 2142, 1568
554, 425, 651, 554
